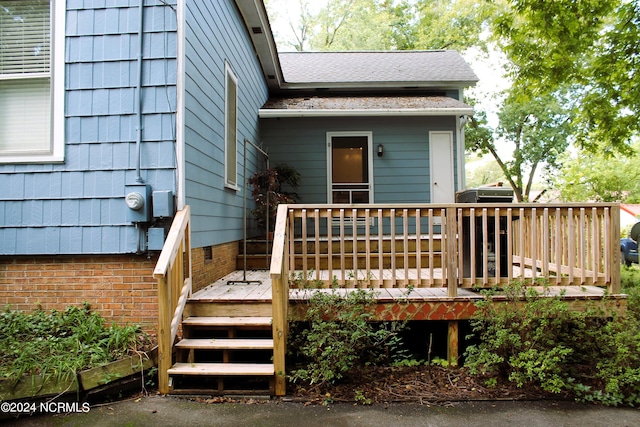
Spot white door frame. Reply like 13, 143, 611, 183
326, 131, 374, 204
429, 131, 455, 203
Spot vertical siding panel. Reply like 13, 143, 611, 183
183, 0, 269, 248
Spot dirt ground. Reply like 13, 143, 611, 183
286, 365, 565, 405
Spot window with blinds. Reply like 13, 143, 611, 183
0, 0, 52, 155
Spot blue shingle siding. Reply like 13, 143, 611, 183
0, 1, 178, 255
183, 0, 269, 248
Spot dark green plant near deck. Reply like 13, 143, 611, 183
287, 286, 408, 389
464, 278, 640, 406
249, 163, 301, 232
0, 303, 149, 385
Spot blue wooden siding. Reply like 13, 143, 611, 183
183, 0, 269, 248
0, 1, 178, 255
260, 116, 459, 204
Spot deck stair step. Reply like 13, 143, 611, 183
175, 338, 273, 350
169, 313, 275, 395
182, 316, 271, 328
168, 362, 274, 376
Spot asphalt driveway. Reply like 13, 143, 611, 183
3, 396, 640, 427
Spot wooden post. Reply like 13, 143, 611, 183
447, 321, 459, 366
610, 204, 621, 294
446, 207, 458, 297
271, 274, 287, 396
157, 275, 171, 394
270, 204, 290, 396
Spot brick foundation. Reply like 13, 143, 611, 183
0, 255, 159, 329
0, 241, 240, 331
191, 241, 239, 293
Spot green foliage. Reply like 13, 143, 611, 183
288, 287, 408, 388
466, 90, 572, 201
465, 280, 640, 406
553, 140, 640, 203
465, 282, 578, 392
0, 303, 149, 384
266, 0, 495, 52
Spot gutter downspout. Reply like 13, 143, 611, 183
135, 0, 145, 184
458, 115, 469, 191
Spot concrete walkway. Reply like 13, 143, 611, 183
4, 395, 640, 427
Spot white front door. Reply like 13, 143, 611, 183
429, 131, 455, 203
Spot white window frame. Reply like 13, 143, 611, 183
326, 131, 374, 204
0, 0, 65, 164
224, 61, 239, 190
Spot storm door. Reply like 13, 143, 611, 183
327, 133, 373, 204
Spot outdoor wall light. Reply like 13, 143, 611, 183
377, 144, 384, 157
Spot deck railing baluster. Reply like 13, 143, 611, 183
378, 209, 384, 287
416, 208, 422, 287
390, 208, 396, 288
271, 203, 619, 291
365, 209, 372, 285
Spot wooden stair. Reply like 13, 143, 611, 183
167, 316, 275, 395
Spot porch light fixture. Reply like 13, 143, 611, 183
377, 144, 384, 157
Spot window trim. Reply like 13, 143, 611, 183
0, 0, 65, 164
224, 61, 239, 191
326, 131, 374, 204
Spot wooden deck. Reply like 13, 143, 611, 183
189, 270, 625, 320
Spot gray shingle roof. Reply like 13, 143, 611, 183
278, 50, 478, 85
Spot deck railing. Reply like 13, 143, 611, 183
154, 205, 192, 395
270, 203, 621, 295
269, 202, 621, 396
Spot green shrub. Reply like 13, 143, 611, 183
464, 282, 579, 393
464, 280, 640, 406
288, 287, 407, 388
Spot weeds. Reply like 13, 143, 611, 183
0, 303, 149, 385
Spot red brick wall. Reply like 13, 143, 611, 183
0, 255, 158, 330
191, 241, 239, 292
0, 242, 240, 330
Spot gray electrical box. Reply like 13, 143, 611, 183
148, 227, 165, 251
124, 184, 152, 223
152, 190, 174, 218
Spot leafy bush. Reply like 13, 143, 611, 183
464, 279, 640, 406
288, 287, 407, 388
464, 282, 580, 393
0, 303, 149, 384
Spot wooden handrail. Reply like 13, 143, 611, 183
270, 204, 289, 396
154, 205, 192, 395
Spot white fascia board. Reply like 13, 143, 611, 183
279, 81, 478, 91
259, 108, 474, 118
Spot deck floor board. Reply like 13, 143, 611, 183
191, 270, 611, 302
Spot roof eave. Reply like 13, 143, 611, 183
235, 0, 284, 91
259, 107, 474, 118
279, 81, 478, 91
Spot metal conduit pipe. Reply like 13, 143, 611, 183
135, 0, 145, 184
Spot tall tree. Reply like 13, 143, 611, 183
466, 91, 572, 201
490, 0, 639, 153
